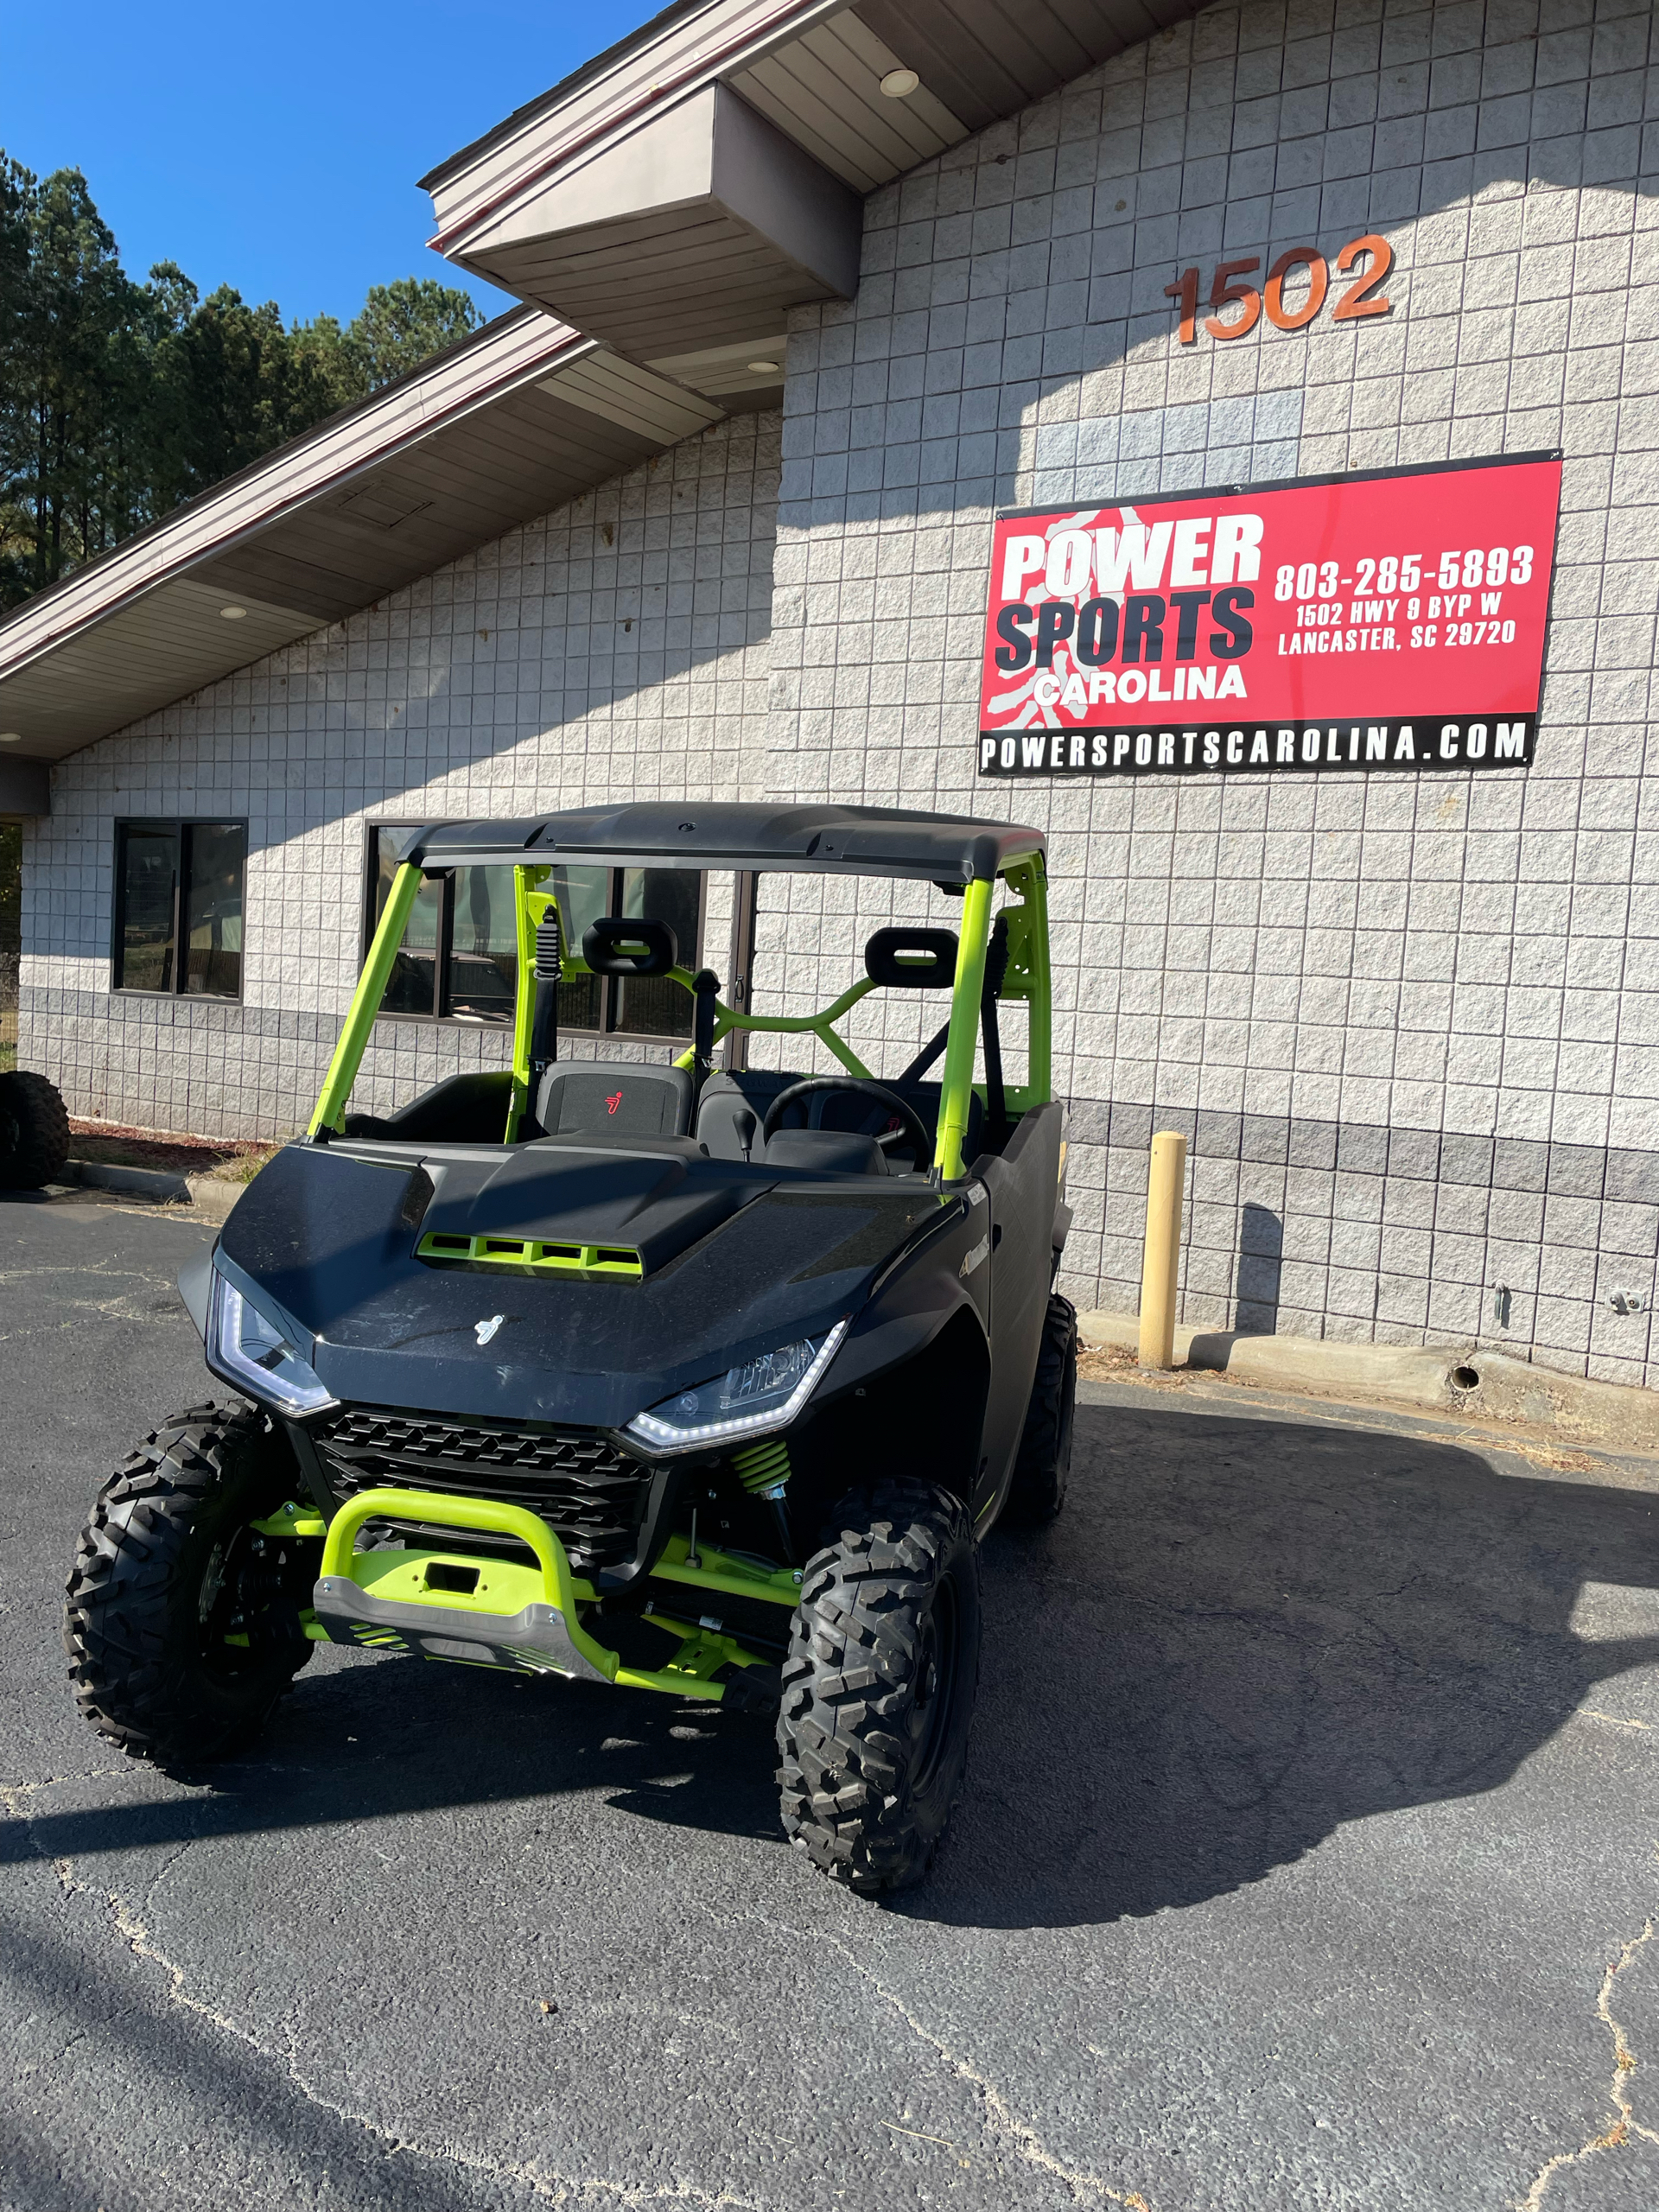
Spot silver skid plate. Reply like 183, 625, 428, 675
311, 1573, 611, 1681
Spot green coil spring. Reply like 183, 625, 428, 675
731, 1438, 791, 1497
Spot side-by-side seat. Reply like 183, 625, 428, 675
534, 1062, 693, 1140
342, 1069, 512, 1141
342, 1065, 696, 1144
343, 1059, 978, 1175
694, 1070, 982, 1168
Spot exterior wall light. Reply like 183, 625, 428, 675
879, 67, 920, 97
219, 605, 248, 620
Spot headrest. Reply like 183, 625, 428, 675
582, 916, 678, 976
864, 926, 959, 990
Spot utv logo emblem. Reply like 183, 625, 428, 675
606, 1090, 623, 1115
474, 1313, 506, 1345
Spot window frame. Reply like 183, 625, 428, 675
361, 824, 709, 1046
111, 817, 248, 1003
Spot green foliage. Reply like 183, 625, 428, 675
0, 156, 482, 608
339, 277, 482, 392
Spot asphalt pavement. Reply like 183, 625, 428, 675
3, 1189, 1658, 2212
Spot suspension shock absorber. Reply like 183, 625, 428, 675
731, 1439, 793, 1558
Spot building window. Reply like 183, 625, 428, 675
365, 828, 704, 1040
113, 821, 246, 1000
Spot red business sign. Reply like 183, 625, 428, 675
977, 454, 1562, 779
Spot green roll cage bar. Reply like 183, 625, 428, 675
308, 855, 1051, 1180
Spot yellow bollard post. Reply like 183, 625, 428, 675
1137, 1130, 1189, 1370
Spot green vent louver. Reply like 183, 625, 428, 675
416, 1231, 644, 1280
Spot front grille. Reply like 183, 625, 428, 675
317, 1407, 648, 1572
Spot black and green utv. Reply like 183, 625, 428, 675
65, 804, 1076, 1891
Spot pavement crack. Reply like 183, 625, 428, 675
46, 1850, 767, 2210
0, 1769, 136, 1860
1517, 1879, 1659, 2209
741, 1909, 1151, 2208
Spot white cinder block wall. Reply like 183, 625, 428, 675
764, 0, 1659, 1388
20, 0, 1659, 1388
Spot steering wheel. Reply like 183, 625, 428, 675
760, 1078, 931, 1170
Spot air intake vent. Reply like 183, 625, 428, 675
417, 1231, 642, 1279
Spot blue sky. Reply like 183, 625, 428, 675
3, 1, 661, 325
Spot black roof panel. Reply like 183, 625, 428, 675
401, 802, 1044, 882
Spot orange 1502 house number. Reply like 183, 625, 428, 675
1166, 236, 1393, 343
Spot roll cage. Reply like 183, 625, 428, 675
307, 806, 1052, 1180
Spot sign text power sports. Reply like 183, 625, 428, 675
977, 453, 1562, 780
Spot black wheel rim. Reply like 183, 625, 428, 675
197, 1522, 298, 1678
911, 1573, 961, 1793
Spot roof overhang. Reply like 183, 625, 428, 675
423, 0, 1207, 401
443, 81, 863, 368
0, 0, 1215, 779
0, 312, 723, 769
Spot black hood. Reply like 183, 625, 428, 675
215, 1141, 946, 1430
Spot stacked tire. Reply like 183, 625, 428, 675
0, 1068, 69, 1189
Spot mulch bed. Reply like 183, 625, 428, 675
67, 1118, 276, 1179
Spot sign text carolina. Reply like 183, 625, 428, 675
977, 454, 1563, 779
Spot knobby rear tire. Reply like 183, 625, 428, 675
0, 1068, 70, 1190
1001, 1293, 1077, 1527
778, 1478, 980, 1894
63, 1403, 315, 1768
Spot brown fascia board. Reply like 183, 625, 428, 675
424, 0, 849, 257
0, 308, 588, 696
418, 0, 719, 193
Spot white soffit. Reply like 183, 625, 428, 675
538, 351, 726, 441
0, 317, 738, 765
647, 334, 789, 398
728, 12, 967, 193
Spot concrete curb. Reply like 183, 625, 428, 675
184, 1175, 243, 1223
1077, 1309, 1659, 1454
64, 1160, 244, 1222
67, 1159, 190, 1203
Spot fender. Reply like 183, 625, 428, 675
177, 1246, 215, 1341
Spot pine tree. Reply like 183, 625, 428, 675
343, 276, 481, 390
0, 156, 484, 610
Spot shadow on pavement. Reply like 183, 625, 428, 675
13, 1402, 1659, 1931
914, 1400, 1659, 1929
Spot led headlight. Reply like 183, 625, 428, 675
207, 1266, 338, 1417
626, 1319, 849, 1454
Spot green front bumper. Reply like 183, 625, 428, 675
306, 1484, 798, 1700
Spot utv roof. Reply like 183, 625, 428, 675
400, 803, 1045, 883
